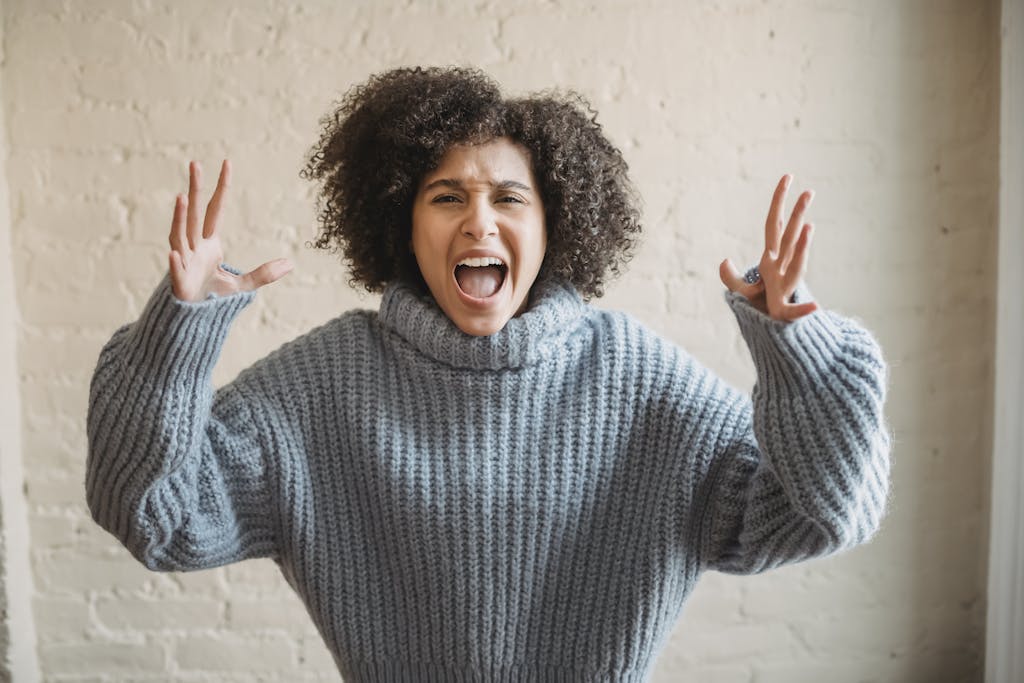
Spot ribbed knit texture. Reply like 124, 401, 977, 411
85, 271, 891, 682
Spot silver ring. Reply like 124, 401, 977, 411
743, 266, 761, 285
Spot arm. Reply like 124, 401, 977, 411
85, 272, 279, 571
698, 174, 890, 572
86, 158, 292, 570
699, 294, 892, 574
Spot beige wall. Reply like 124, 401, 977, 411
1, 0, 997, 680
0, 0, 10, 671
1, 0, 40, 678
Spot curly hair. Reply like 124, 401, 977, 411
300, 66, 642, 299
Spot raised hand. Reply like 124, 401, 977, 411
719, 174, 819, 322
168, 159, 293, 302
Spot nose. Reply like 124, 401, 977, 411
461, 200, 498, 240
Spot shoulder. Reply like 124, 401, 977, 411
587, 304, 743, 407
231, 307, 385, 389
582, 305, 692, 365
285, 307, 382, 355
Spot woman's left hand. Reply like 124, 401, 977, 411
719, 174, 820, 322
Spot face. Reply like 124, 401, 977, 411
411, 137, 547, 337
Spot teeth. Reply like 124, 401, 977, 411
456, 256, 505, 268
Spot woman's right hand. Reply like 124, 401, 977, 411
168, 159, 293, 302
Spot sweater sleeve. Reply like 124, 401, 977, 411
698, 289, 892, 575
85, 271, 279, 571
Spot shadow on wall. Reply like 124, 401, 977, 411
0, 499, 8, 681
894, 0, 997, 677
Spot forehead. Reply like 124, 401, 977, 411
422, 137, 535, 185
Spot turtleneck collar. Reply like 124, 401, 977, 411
377, 278, 589, 371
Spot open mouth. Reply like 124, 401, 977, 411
453, 256, 508, 300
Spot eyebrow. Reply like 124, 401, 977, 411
421, 178, 533, 193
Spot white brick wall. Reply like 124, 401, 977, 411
1, 0, 996, 679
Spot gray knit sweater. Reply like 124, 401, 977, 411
86, 270, 891, 682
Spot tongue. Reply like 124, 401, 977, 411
455, 265, 503, 298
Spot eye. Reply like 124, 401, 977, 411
431, 194, 461, 204
496, 195, 525, 204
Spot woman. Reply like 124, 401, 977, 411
86, 66, 890, 681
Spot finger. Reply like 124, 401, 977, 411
779, 190, 813, 272
238, 258, 294, 291
719, 258, 766, 298
203, 159, 231, 239
764, 174, 791, 257
186, 160, 202, 249
783, 223, 813, 291
168, 250, 186, 300
169, 193, 188, 254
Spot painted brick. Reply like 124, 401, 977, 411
175, 633, 296, 671
37, 641, 166, 674
227, 598, 317, 632
32, 596, 91, 643
3, 0, 998, 680
95, 597, 223, 631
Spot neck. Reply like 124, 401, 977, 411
378, 278, 587, 371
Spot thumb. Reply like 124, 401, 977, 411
719, 258, 764, 298
719, 258, 743, 291
240, 258, 293, 291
